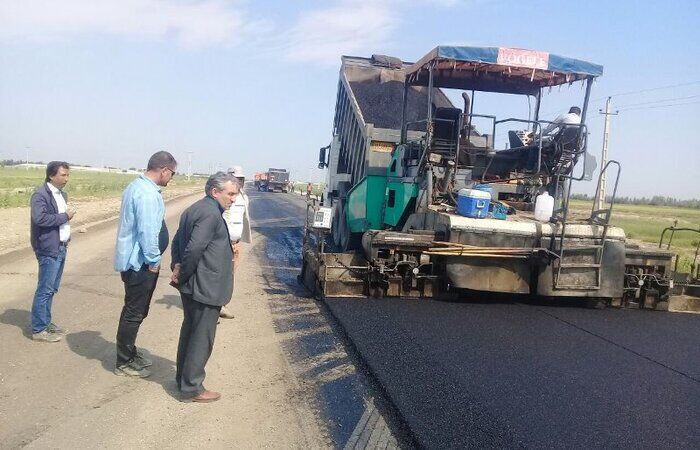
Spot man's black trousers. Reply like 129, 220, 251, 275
176, 293, 221, 397
116, 265, 159, 366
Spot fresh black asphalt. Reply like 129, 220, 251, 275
325, 297, 699, 449
249, 189, 414, 448
251, 189, 700, 449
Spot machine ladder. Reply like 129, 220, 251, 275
552, 160, 621, 290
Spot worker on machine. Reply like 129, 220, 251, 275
517, 106, 581, 146
541, 106, 581, 140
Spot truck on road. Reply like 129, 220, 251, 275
254, 172, 268, 191
266, 168, 290, 193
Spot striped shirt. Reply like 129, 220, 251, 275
114, 175, 165, 272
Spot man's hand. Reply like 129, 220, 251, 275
148, 265, 160, 274
233, 242, 241, 268
67, 208, 77, 220
170, 263, 181, 285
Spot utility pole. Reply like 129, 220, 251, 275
25, 146, 29, 171
597, 97, 618, 209
186, 151, 193, 181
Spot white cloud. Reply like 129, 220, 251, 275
284, 0, 464, 65
0, 0, 263, 48
284, 1, 397, 64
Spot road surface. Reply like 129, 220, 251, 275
3, 188, 697, 449
252, 190, 700, 449
0, 190, 403, 449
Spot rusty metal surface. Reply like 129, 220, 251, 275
538, 240, 626, 298
445, 257, 531, 293
624, 247, 674, 271
302, 250, 369, 298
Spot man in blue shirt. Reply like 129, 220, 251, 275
113, 151, 177, 378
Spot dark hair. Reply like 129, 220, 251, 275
146, 151, 177, 171
569, 106, 582, 115
45, 161, 70, 182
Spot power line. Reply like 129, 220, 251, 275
591, 80, 700, 101
617, 100, 700, 112
615, 94, 700, 109
541, 83, 699, 117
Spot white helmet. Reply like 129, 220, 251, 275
228, 165, 245, 178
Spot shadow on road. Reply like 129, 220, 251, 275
0, 308, 32, 338
65, 330, 181, 400
155, 294, 182, 310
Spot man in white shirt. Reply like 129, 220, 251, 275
220, 165, 251, 319
541, 106, 581, 137
29, 161, 76, 342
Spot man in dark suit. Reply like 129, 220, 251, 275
30, 161, 76, 342
170, 172, 240, 403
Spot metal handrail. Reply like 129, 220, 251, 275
659, 227, 700, 249
590, 160, 622, 224
659, 226, 700, 278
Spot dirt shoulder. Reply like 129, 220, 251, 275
0, 193, 329, 449
0, 185, 202, 256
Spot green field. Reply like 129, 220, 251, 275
291, 182, 325, 197
0, 167, 202, 208
570, 199, 700, 273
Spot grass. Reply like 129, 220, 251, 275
291, 182, 325, 197
0, 167, 202, 208
570, 199, 700, 273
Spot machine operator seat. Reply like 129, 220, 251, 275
553, 124, 583, 152
546, 124, 584, 174
431, 107, 461, 156
496, 124, 583, 175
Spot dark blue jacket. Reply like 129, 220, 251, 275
30, 183, 69, 257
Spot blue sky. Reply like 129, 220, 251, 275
0, 0, 698, 198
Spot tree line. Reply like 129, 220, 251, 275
571, 193, 700, 209
2, 159, 45, 166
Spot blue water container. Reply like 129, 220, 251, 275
457, 188, 491, 218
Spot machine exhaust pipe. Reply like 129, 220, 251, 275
462, 92, 472, 139
462, 92, 471, 114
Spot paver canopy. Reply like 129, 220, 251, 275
406, 46, 604, 95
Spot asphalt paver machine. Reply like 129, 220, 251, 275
301, 46, 676, 308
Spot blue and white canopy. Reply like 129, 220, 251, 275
406, 46, 603, 95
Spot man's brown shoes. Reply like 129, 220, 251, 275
219, 306, 235, 319
190, 390, 221, 403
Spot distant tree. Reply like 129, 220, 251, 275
572, 193, 699, 209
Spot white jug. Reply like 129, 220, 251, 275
534, 192, 554, 222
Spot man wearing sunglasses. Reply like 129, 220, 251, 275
113, 151, 177, 377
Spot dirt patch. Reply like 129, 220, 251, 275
0, 186, 201, 255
